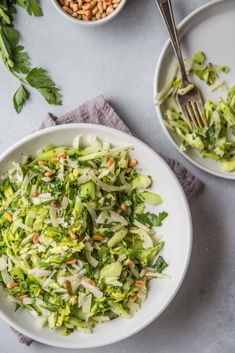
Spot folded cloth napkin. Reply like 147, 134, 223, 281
12, 95, 202, 345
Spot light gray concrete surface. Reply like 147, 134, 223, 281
0, 1, 234, 352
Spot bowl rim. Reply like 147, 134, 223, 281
0, 124, 192, 348
153, 0, 235, 180
51, 0, 127, 26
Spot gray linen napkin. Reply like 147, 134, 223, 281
12, 95, 202, 345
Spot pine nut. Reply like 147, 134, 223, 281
95, 11, 102, 20
82, 3, 91, 9
7, 281, 17, 289
106, 4, 113, 15
130, 294, 137, 302
135, 280, 146, 288
31, 191, 38, 197
69, 228, 77, 240
85, 9, 92, 19
58, 151, 66, 159
92, 6, 98, 15
32, 232, 40, 244
63, 6, 73, 14
85, 277, 95, 286
92, 234, 103, 241
125, 259, 133, 267
120, 202, 127, 211
129, 159, 137, 167
18, 294, 28, 301
97, 2, 104, 13
44, 169, 56, 177
63, 280, 71, 290
72, 3, 78, 10
4, 212, 13, 223
107, 158, 114, 167
51, 156, 59, 162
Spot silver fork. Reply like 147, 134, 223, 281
156, 0, 207, 130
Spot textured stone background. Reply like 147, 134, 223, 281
0, 1, 234, 353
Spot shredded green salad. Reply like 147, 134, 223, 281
156, 51, 235, 172
0, 136, 169, 335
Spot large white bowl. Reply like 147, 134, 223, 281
0, 124, 192, 348
154, 0, 235, 179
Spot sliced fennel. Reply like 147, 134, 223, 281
0, 135, 168, 335
156, 51, 235, 172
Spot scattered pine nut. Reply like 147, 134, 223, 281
69, 228, 77, 240
125, 259, 133, 267
51, 156, 59, 162
4, 212, 13, 223
31, 191, 38, 197
107, 158, 114, 167
128, 159, 137, 167
44, 169, 56, 177
7, 281, 17, 289
18, 294, 28, 301
32, 232, 40, 244
58, 151, 66, 159
63, 280, 71, 290
120, 202, 127, 211
38, 160, 47, 166
85, 277, 95, 286
92, 234, 103, 241
130, 294, 137, 302
135, 280, 146, 288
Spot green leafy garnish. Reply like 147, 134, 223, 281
154, 256, 168, 273
16, 0, 43, 16
26, 68, 62, 105
136, 211, 168, 227
185, 51, 229, 86
0, 1, 62, 112
13, 84, 29, 113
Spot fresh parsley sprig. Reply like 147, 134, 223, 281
0, 1, 62, 113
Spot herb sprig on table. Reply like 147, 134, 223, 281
0, 1, 62, 113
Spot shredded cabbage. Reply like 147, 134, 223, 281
0, 135, 168, 335
156, 51, 235, 172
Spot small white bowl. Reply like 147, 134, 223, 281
51, 0, 127, 26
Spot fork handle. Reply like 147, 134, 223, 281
156, 0, 188, 83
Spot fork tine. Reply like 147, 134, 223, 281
180, 105, 193, 130
185, 103, 198, 130
191, 101, 203, 129
195, 100, 207, 127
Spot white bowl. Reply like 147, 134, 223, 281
154, 0, 235, 180
51, 0, 127, 27
0, 124, 192, 348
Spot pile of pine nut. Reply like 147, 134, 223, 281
58, 0, 122, 21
